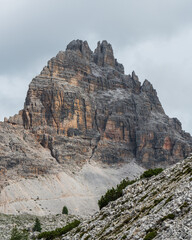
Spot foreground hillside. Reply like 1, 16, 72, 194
62, 157, 192, 240
0, 213, 81, 240
0, 151, 143, 216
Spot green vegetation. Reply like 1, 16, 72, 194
183, 166, 192, 175
62, 206, 68, 215
84, 235, 91, 240
140, 168, 163, 179
144, 229, 157, 240
164, 195, 173, 205
98, 179, 136, 209
180, 201, 189, 210
79, 232, 85, 238
139, 193, 148, 202
154, 197, 164, 205
100, 213, 108, 220
75, 227, 81, 234
152, 191, 158, 196
37, 219, 80, 240
141, 206, 150, 212
32, 217, 42, 232
10, 227, 29, 240
157, 213, 175, 224
160, 213, 175, 221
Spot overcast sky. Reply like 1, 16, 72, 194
0, 0, 192, 134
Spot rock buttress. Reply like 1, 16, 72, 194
7, 40, 192, 168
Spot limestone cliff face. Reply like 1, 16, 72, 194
0, 122, 60, 190
7, 40, 192, 168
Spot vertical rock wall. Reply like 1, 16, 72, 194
7, 40, 192, 168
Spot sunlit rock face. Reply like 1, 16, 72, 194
7, 39, 192, 169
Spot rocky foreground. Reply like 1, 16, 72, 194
0, 213, 81, 240
61, 157, 192, 240
1, 156, 191, 240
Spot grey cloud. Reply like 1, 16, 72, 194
0, 0, 192, 133
1, 0, 192, 74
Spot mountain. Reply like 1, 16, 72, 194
0, 40, 192, 216
6, 40, 192, 168
62, 156, 192, 240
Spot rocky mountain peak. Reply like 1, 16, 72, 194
66, 39, 92, 61
142, 79, 155, 91
93, 40, 115, 67
66, 39, 125, 73
132, 71, 139, 81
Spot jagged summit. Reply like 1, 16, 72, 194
66, 39, 92, 61
66, 39, 91, 52
66, 39, 124, 73
94, 40, 115, 67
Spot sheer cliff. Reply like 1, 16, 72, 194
7, 40, 192, 168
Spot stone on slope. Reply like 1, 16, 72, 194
62, 157, 192, 240
0, 160, 143, 216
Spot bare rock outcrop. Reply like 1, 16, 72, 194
62, 157, 192, 240
7, 39, 192, 169
0, 122, 60, 189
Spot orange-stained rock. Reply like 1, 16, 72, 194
163, 137, 172, 151
5, 39, 192, 169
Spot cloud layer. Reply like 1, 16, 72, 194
1, 0, 192, 133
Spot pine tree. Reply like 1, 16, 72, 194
62, 206, 68, 215
32, 217, 42, 232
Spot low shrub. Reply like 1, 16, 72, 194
84, 235, 91, 240
160, 213, 175, 222
154, 197, 164, 205
144, 229, 157, 240
98, 179, 136, 210
10, 227, 29, 240
163, 195, 173, 205
140, 168, 163, 179
37, 219, 80, 240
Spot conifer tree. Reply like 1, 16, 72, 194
32, 217, 42, 232
62, 206, 68, 215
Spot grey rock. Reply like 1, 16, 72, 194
62, 157, 192, 240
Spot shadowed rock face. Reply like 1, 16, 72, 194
6, 40, 192, 169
